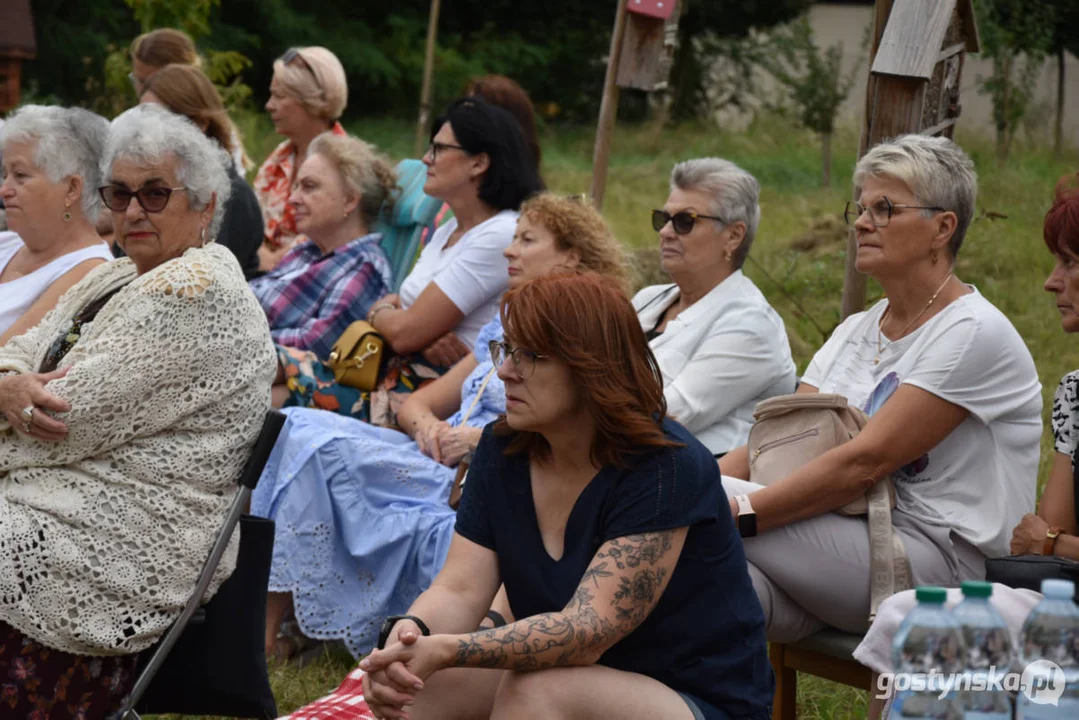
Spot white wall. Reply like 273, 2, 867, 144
808, 3, 1079, 144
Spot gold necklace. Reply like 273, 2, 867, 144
875, 273, 953, 365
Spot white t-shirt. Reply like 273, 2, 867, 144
0, 232, 114, 337
398, 210, 516, 349
801, 289, 1042, 558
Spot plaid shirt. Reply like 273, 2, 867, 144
250, 233, 392, 358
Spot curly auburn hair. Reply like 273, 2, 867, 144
1045, 174, 1079, 258
519, 193, 634, 296
496, 272, 680, 468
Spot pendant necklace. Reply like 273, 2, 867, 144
875, 273, 953, 365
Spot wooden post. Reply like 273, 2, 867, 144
841, 0, 894, 320
414, 0, 443, 158
589, 0, 631, 210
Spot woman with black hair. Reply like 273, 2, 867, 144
274, 97, 543, 423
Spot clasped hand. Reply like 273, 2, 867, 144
361, 632, 447, 720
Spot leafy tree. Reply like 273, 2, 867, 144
1049, 1, 1079, 156
759, 17, 865, 187
973, 0, 1055, 161
668, 0, 814, 122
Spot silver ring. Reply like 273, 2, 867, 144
21, 405, 34, 425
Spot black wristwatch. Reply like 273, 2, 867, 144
377, 614, 431, 650
734, 494, 757, 538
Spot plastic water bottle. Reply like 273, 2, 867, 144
1016, 579, 1079, 719
890, 586, 965, 719
953, 581, 1012, 719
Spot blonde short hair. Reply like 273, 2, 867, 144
519, 193, 634, 296
853, 134, 977, 257
272, 46, 348, 121
308, 132, 397, 226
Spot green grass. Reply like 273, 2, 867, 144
154, 114, 1079, 719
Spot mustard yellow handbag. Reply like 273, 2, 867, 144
326, 321, 386, 391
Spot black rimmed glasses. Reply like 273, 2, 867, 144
426, 141, 468, 162
844, 197, 946, 228
651, 209, 725, 235
489, 340, 548, 379
99, 185, 187, 213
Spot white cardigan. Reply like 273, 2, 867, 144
634, 270, 796, 455
0, 243, 276, 655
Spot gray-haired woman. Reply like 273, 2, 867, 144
719, 134, 1042, 643
634, 158, 796, 456
0, 106, 115, 345
0, 103, 275, 718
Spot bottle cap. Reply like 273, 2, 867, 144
961, 580, 992, 598
915, 586, 947, 603
1041, 579, 1076, 599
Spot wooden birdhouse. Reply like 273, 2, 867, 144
864, 0, 980, 144
0, 0, 37, 113
616, 0, 681, 92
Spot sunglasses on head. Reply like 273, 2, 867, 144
651, 209, 725, 235
99, 185, 187, 214
279, 47, 319, 86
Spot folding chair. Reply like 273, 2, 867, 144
117, 409, 287, 720
376, 159, 444, 291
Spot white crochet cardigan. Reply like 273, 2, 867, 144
0, 243, 276, 655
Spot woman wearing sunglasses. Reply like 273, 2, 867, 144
255, 45, 348, 270
0, 104, 275, 718
252, 193, 628, 662
634, 158, 796, 456
138, 63, 263, 279
719, 134, 1041, 644
358, 272, 773, 720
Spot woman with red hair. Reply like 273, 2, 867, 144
1009, 176, 1079, 557
359, 272, 773, 720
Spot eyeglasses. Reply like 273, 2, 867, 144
844, 197, 946, 228
280, 47, 320, 88
489, 340, 548, 379
426, 141, 468, 162
99, 185, 188, 213
651, 209, 725, 235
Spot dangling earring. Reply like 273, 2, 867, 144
199, 227, 207, 246
724, 249, 733, 263
62, 200, 71, 223
931, 248, 938, 266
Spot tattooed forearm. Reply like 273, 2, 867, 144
449, 529, 679, 672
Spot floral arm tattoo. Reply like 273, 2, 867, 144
448, 529, 684, 672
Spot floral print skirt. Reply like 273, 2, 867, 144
0, 620, 139, 720
277, 346, 445, 426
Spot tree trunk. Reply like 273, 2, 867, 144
1056, 49, 1066, 159
995, 55, 1012, 163
821, 130, 832, 187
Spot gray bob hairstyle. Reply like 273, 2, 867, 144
670, 157, 761, 269
1, 104, 110, 222
853, 134, 977, 258
102, 104, 232, 237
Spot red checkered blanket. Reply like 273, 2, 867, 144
281, 669, 375, 720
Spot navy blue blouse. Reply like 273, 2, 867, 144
455, 418, 773, 720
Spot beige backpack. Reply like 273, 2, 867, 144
746, 393, 910, 620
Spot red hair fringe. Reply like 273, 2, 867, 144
495, 272, 680, 468
1045, 173, 1079, 257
